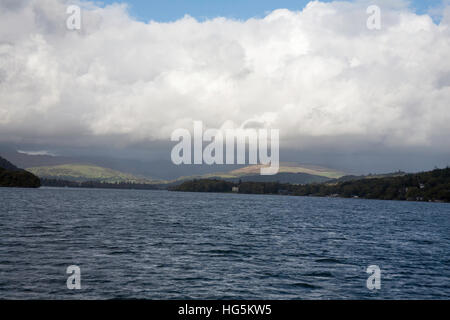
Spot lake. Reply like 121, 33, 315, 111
0, 187, 449, 299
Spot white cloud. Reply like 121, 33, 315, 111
17, 149, 57, 156
0, 0, 449, 151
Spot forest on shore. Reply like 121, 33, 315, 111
40, 178, 164, 190
170, 167, 450, 203
3, 151, 450, 203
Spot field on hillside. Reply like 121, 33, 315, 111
27, 164, 154, 183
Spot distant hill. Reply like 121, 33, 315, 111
0, 146, 347, 182
329, 171, 407, 183
171, 163, 345, 185
222, 172, 330, 184
226, 163, 345, 179
0, 156, 40, 188
0, 147, 244, 181
27, 164, 157, 183
0, 148, 78, 168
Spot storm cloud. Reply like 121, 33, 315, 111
0, 0, 450, 155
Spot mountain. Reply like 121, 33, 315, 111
0, 156, 41, 188
0, 146, 347, 184
0, 147, 243, 180
27, 164, 157, 183
0, 146, 347, 182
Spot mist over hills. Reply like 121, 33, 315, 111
0, 146, 244, 181
0, 146, 345, 183
1, 145, 444, 188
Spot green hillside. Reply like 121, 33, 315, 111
27, 164, 155, 183
224, 172, 331, 184
172, 163, 345, 184
226, 163, 345, 179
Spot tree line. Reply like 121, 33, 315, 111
170, 167, 450, 203
41, 179, 163, 190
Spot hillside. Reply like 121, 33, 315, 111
172, 163, 345, 185
223, 172, 330, 184
27, 164, 156, 183
0, 147, 243, 181
0, 156, 41, 188
227, 163, 345, 179
284, 168, 450, 202
171, 168, 450, 203
329, 171, 407, 183
0, 146, 347, 183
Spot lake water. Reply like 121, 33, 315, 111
0, 187, 449, 299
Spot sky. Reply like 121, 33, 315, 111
97, 0, 447, 22
0, 0, 450, 173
